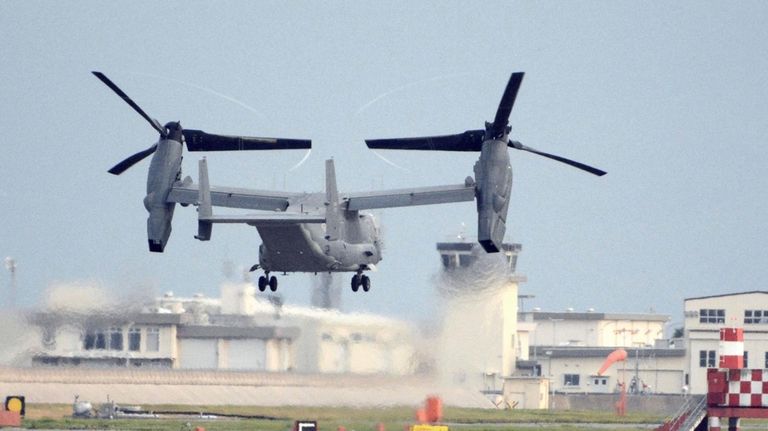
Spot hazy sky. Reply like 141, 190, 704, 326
2, 1, 767, 326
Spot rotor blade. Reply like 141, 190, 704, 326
183, 129, 311, 151
490, 72, 525, 138
509, 141, 607, 176
92, 71, 166, 137
108, 144, 158, 175
365, 129, 485, 151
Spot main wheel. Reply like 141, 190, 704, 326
258, 276, 267, 292
351, 274, 360, 292
361, 275, 371, 292
269, 276, 278, 292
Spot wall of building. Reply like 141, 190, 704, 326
33, 320, 178, 368
307, 320, 415, 375
525, 313, 667, 348
538, 350, 686, 395
503, 377, 549, 409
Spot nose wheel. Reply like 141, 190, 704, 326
258, 273, 278, 292
351, 272, 371, 292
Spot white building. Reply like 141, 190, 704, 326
516, 310, 681, 394
29, 282, 415, 375
684, 291, 768, 394
526, 345, 686, 395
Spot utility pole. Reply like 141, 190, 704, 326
4, 257, 16, 308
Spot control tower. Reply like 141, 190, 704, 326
435, 240, 526, 389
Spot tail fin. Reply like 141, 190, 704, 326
324, 159, 342, 240
195, 157, 213, 241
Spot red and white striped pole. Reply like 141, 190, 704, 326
719, 328, 744, 369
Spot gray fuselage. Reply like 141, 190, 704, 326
257, 193, 382, 273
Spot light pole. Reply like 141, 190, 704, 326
545, 350, 554, 409
4, 257, 16, 308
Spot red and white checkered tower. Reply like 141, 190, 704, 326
705, 327, 768, 431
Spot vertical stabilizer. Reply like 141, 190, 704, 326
325, 159, 342, 240
195, 157, 213, 241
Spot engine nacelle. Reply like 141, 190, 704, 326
475, 139, 513, 253
143, 138, 183, 252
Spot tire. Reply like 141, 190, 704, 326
269, 276, 278, 292
361, 275, 371, 292
258, 276, 267, 292
351, 274, 360, 292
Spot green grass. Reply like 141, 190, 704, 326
20, 404, 665, 431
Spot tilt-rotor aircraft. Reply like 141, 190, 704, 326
96, 71, 605, 294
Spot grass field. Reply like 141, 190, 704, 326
19, 404, 667, 431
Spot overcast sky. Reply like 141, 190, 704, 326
2, 1, 767, 326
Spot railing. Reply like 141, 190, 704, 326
655, 395, 706, 431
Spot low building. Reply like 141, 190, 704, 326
28, 282, 415, 375
529, 346, 686, 395
516, 310, 681, 394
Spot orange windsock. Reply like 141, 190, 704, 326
597, 348, 628, 376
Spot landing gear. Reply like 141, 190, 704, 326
258, 272, 278, 292
350, 271, 371, 293
258, 276, 267, 292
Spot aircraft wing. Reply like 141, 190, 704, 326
344, 183, 475, 211
200, 213, 325, 226
168, 183, 304, 212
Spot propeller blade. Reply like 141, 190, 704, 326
108, 144, 158, 175
92, 71, 166, 137
490, 72, 525, 138
182, 129, 311, 151
365, 130, 485, 152
509, 141, 606, 176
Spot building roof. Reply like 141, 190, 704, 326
177, 325, 300, 340
529, 346, 686, 359
29, 312, 187, 326
527, 311, 670, 322
684, 291, 768, 301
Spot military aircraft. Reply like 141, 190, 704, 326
95, 71, 604, 293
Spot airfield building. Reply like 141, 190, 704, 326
27, 283, 415, 375
517, 310, 682, 395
